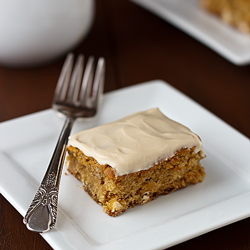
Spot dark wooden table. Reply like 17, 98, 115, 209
1, 1, 250, 249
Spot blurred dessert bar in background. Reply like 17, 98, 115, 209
200, 0, 250, 33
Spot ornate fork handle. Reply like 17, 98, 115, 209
23, 54, 105, 233
23, 116, 74, 233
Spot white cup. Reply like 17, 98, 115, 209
0, 0, 95, 66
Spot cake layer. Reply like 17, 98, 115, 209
69, 108, 205, 176
66, 146, 205, 216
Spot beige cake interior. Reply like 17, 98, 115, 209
66, 145, 205, 216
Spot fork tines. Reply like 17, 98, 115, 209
54, 53, 105, 108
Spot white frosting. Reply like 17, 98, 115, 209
69, 108, 205, 176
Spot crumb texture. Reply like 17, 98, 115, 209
66, 146, 205, 217
200, 0, 250, 33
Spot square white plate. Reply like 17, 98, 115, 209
1, 80, 250, 250
133, 0, 250, 65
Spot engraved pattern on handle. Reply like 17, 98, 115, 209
23, 173, 58, 229
23, 117, 74, 232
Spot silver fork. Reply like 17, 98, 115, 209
23, 53, 105, 233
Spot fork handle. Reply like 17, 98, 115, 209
23, 116, 75, 233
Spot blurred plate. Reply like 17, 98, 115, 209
1, 80, 250, 250
133, 0, 250, 65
